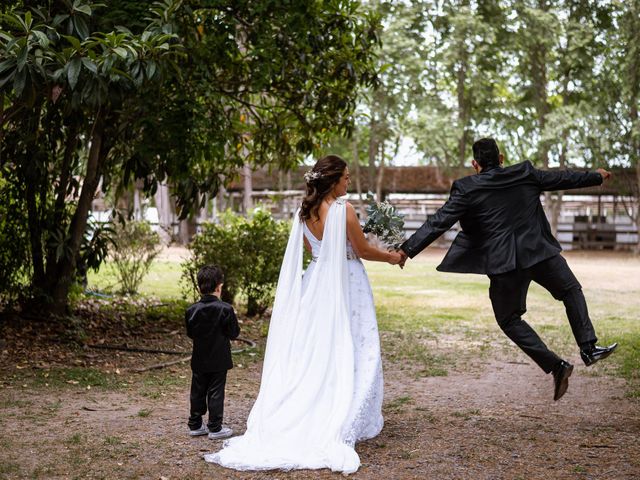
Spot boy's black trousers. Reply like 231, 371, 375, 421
188, 370, 227, 432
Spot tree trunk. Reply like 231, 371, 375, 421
351, 132, 365, 216
550, 128, 569, 237
635, 167, 640, 255
47, 110, 107, 315
24, 102, 45, 288
242, 162, 253, 213
530, 14, 552, 220
154, 181, 173, 243
375, 140, 385, 202
133, 185, 143, 220
456, 43, 469, 167
368, 116, 378, 196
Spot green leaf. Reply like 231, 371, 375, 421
68, 57, 82, 90
63, 35, 81, 50
113, 47, 128, 58
24, 11, 32, 30
145, 60, 157, 79
73, 16, 90, 40
13, 67, 26, 96
32, 30, 49, 48
81, 57, 97, 73
74, 5, 92, 16
0, 72, 14, 89
17, 45, 28, 71
0, 58, 16, 75
110, 67, 132, 81
53, 14, 70, 27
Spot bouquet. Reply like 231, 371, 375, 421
362, 196, 406, 249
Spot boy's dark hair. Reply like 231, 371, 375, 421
472, 138, 500, 169
197, 265, 224, 295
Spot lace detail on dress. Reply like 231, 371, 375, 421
303, 233, 384, 446
341, 259, 383, 444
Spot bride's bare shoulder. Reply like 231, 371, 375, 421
344, 202, 360, 224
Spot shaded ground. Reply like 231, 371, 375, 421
1, 250, 639, 479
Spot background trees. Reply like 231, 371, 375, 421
336, 0, 638, 249
1, 0, 639, 316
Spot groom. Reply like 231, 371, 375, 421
398, 138, 617, 401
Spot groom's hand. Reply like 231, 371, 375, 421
596, 168, 611, 181
398, 250, 408, 269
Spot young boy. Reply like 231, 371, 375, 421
185, 265, 240, 439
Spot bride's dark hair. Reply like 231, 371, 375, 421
299, 155, 348, 222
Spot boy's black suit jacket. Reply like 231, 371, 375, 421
185, 295, 240, 372
401, 161, 603, 275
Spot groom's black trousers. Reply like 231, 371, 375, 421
488, 255, 597, 373
188, 370, 227, 432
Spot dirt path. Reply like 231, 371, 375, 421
1, 351, 638, 480
2, 248, 638, 479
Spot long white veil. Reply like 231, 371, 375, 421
205, 200, 359, 473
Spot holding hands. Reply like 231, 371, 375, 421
387, 251, 404, 266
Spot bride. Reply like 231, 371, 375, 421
204, 155, 403, 473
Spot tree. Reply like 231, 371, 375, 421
128, 0, 381, 215
325, 0, 425, 202
592, 0, 640, 253
409, 0, 508, 169
1, 1, 181, 314
0, 0, 381, 314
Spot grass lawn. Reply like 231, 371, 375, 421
86, 248, 640, 395
2, 249, 638, 480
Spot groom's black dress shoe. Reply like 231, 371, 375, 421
552, 360, 574, 401
580, 343, 618, 366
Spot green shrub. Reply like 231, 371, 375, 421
183, 208, 290, 316
110, 221, 161, 295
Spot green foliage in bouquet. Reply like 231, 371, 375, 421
362, 196, 406, 249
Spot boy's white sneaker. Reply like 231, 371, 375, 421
208, 426, 233, 440
189, 424, 209, 436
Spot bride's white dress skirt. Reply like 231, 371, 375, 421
204, 202, 383, 473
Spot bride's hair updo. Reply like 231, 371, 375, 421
299, 154, 348, 222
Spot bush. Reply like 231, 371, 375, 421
183, 208, 290, 316
110, 221, 161, 295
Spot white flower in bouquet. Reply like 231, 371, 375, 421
362, 196, 406, 249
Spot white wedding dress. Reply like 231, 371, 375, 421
204, 200, 383, 474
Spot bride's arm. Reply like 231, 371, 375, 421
346, 203, 402, 264
303, 236, 312, 253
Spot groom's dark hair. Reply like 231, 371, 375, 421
472, 138, 500, 169
197, 264, 224, 295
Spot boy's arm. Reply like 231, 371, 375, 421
185, 309, 194, 339
223, 307, 241, 340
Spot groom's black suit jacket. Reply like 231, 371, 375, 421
400, 161, 603, 275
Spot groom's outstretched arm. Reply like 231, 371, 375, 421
400, 181, 468, 259
533, 162, 609, 191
